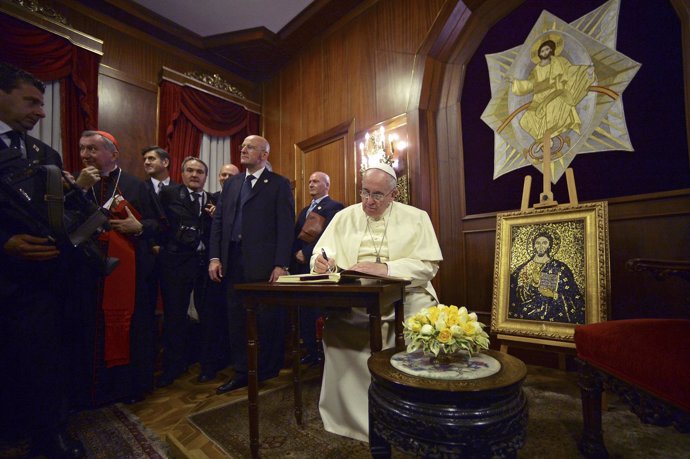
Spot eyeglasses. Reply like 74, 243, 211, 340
241, 144, 264, 152
360, 189, 394, 202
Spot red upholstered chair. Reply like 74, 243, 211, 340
575, 259, 690, 458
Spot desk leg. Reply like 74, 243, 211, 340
369, 305, 383, 353
292, 306, 303, 425
246, 302, 259, 459
394, 298, 405, 351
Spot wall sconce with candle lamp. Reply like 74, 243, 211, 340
356, 114, 410, 203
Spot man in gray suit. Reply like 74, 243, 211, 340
209, 134, 294, 393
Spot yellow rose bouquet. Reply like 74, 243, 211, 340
404, 304, 490, 357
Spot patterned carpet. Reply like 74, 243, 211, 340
0, 405, 168, 459
189, 366, 690, 458
71, 404, 169, 459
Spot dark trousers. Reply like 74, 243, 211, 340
225, 242, 285, 380
1, 271, 66, 439
160, 250, 227, 376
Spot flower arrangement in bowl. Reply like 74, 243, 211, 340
404, 304, 490, 358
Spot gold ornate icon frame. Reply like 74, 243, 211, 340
491, 201, 610, 344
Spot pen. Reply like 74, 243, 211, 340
321, 248, 329, 261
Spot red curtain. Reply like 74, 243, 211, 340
158, 81, 259, 181
0, 12, 100, 174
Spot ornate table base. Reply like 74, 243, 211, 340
368, 349, 528, 458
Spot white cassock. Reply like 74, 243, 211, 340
310, 201, 443, 442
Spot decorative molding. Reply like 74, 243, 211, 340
10, 0, 67, 24
0, 0, 103, 54
183, 71, 246, 100
159, 66, 260, 114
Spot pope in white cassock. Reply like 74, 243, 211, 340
311, 163, 443, 442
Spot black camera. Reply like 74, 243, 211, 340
175, 225, 201, 248
0, 148, 118, 275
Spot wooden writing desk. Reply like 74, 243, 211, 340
235, 280, 408, 459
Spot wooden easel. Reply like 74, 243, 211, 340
520, 129, 579, 212
503, 129, 580, 370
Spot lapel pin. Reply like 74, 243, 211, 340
263, 179, 268, 183
32, 144, 40, 152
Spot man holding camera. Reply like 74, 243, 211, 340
157, 156, 225, 385
0, 62, 85, 458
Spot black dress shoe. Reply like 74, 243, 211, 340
216, 378, 248, 394
40, 431, 85, 459
197, 371, 217, 383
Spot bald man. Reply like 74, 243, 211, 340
291, 171, 343, 364
218, 163, 239, 189
209, 135, 294, 393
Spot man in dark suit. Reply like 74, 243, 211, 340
138, 146, 176, 385
68, 130, 159, 406
157, 156, 226, 385
209, 135, 294, 393
0, 62, 85, 458
291, 171, 344, 364
142, 145, 175, 195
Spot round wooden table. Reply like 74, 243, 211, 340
367, 349, 528, 458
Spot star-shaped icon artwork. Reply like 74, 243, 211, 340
481, 0, 641, 183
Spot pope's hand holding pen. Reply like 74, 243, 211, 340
315, 248, 336, 273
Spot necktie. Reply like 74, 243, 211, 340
192, 192, 201, 215
240, 174, 255, 205
231, 174, 255, 241
306, 200, 318, 215
6, 130, 21, 150
157, 181, 163, 194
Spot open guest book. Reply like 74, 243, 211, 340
276, 269, 410, 284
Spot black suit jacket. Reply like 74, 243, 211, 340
158, 184, 215, 256
291, 196, 344, 274
0, 134, 63, 295
209, 169, 294, 282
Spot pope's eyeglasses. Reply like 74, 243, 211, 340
360, 189, 394, 202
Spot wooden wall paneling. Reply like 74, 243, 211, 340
300, 40, 325, 140
279, 59, 303, 181
302, 141, 347, 207
53, 0, 260, 101
295, 119, 356, 209
98, 74, 157, 181
608, 214, 690, 320
435, 102, 467, 306
463, 228, 497, 322
347, 8, 377, 130
262, 78, 282, 169
322, 27, 350, 129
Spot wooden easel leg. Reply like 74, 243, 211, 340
521, 176, 532, 212
558, 352, 566, 371
566, 168, 579, 206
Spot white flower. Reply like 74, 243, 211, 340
420, 324, 434, 335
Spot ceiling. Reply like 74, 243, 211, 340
75, 0, 368, 82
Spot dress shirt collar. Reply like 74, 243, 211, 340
151, 177, 170, 190
246, 167, 266, 183
0, 120, 24, 151
313, 195, 328, 205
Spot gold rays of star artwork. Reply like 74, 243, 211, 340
481, 0, 641, 183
